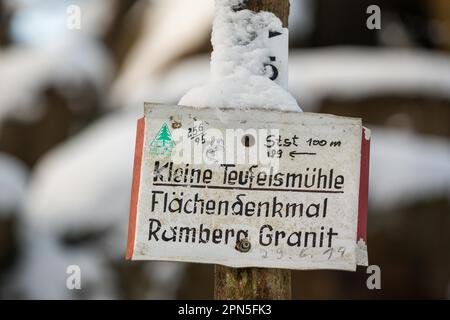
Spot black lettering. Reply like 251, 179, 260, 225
259, 225, 273, 246
148, 219, 161, 241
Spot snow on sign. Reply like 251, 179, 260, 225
126, 103, 370, 271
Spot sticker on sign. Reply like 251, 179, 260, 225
126, 104, 370, 271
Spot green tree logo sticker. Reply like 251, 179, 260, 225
150, 123, 176, 157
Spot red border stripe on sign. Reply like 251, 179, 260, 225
126, 117, 145, 260
357, 128, 370, 242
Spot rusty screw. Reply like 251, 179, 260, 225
235, 238, 251, 253
172, 121, 182, 129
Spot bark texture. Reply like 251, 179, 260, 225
215, 266, 292, 300
246, 0, 290, 27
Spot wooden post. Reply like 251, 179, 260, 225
245, 0, 290, 27
214, 0, 292, 300
215, 266, 292, 300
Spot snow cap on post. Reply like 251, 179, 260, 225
179, 0, 301, 112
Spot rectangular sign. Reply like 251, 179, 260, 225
127, 104, 370, 271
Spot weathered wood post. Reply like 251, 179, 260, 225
214, 0, 292, 300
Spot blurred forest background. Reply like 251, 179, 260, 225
0, 0, 449, 299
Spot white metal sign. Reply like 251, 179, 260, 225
127, 104, 370, 271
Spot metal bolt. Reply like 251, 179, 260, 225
235, 238, 251, 253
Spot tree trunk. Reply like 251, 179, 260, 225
215, 266, 291, 300
214, 0, 292, 300
246, 0, 290, 27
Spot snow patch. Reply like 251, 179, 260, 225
22, 110, 137, 238
369, 127, 450, 211
110, 0, 214, 109
0, 43, 113, 122
289, 48, 450, 109
0, 153, 28, 215
179, 0, 300, 111
10, 232, 118, 299
0, 0, 115, 123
